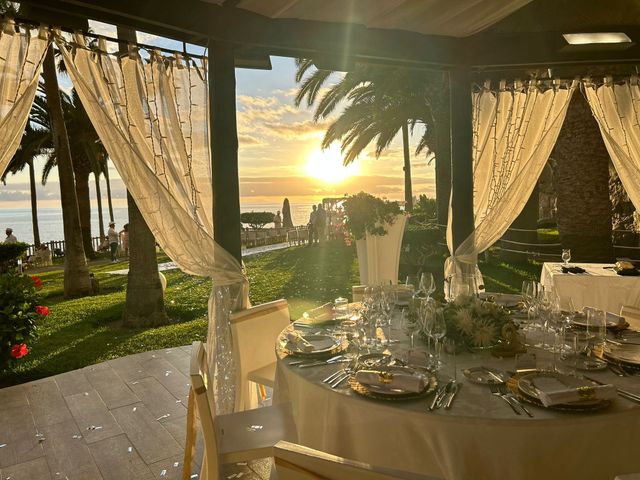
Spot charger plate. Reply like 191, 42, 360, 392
602, 343, 640, 369
282, 335, 348, 357
506, 371, 611, 412
349, 366, 437, 401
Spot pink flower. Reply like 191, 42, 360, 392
35, 305, 49, 316
32, 276, 43, 289
10, 343, 29, 359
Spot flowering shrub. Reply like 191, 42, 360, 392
0, 272, 45, 370
343, 192, 401, 240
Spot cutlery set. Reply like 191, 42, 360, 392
429, 380, 461, 411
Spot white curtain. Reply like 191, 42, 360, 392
0, 21, 49, 177
583, 77, 640, 306
55, 34, 245, 414
446, 80, 577, 272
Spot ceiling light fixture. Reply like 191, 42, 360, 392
563, 32, 632, 45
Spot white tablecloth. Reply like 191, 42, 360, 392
540, 262, 640, 313
274, 325, 640, 480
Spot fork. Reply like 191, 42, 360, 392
489, 382, 521, 415
498, 383, 533, 417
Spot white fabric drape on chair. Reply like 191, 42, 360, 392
55, 34, 245, 414
583, 77, 640, 306
446, 80, 577, 272
0, 21, 49, 177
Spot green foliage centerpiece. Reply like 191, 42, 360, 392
342, 192, 401, 240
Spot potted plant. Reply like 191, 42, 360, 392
343, 192, 406, 285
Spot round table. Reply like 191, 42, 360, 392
274, 321, 640, 480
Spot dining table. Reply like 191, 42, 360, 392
540, 262, 640, 312
273, 309, 640, 480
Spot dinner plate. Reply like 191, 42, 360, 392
507, 371, 611, 412
462, 366, 510, 384
357, 353, 392, 369
349, 367, 437, 401
284, 334, 344, 356
571, 314, 627, 330
602, 343, 640, 368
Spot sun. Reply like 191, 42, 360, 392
305, 144, 359, 184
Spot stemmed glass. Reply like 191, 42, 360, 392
419, 300, 435, 367
430, 309, 447, 370
562, 249, 571, 267
422, 272, 436, 300
521, 280, 537, 332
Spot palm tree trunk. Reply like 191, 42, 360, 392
402, 122, 413, 212
27, 159, 41, 247
95, 171, 105, 240
123, 192, 168, 327
434, 103, 451, 226
553, 93, 613, 262
118, 25, 168, 327
74, 168, 95, 258
42, 45, 91, 298
104, 162, 115, 222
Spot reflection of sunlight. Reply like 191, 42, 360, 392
305, 144, 359, 184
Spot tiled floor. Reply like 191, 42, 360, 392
0, 346, 270, 480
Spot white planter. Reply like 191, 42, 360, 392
356, 214, 407, 285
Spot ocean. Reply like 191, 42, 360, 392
0, 202, 318, 245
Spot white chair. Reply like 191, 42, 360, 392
620, 305, 640, 331
188, 341, 297, 480
273, 441, 442, 480
230, 299, 291, 411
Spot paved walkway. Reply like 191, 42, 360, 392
108, 242, 292, 276
0, 346, 269, 480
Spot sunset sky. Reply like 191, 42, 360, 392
0, 21, 436, 212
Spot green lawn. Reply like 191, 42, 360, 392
0, 240, 541, 386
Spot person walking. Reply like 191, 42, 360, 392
308, 204, 317, 246
4, 228, 17, 243
316, 203, 326, 244
274, 211, 282, 229
107, 222, 119, 262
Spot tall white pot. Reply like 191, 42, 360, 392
356, 214, 407, 285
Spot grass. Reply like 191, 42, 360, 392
1, 240, 541, 386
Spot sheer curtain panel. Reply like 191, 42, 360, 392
55, 34, 246, 414
0, 21, 49, 177
447, 80, 576, 274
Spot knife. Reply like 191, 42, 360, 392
429, 381, 452, 411
444, 382, 461, 409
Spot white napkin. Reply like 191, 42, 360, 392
534, 377, 616, 407
355, 370, 426, 393
286, 332, 314, 352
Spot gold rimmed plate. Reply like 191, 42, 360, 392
602, 343, 640, 368
349, 366, 437, 401
282, 334, 348, 357
506, 371, 611, 412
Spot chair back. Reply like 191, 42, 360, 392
273, 441, 440, 480
230, 299, 291, 410
621, 305, 640, 331
189, 341, 220, 477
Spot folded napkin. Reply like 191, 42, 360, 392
562, 266, 586, 274
355, 369, 426, 393
534, 377, 616, 407
299, 302, 335, 324
286, 332, 314, 352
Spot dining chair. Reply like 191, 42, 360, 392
230, 298, 291, 411
188, 341, 297, 480
620, 305, 640, 331
273, 441, 442, 480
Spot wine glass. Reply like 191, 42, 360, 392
405, 274, 418, 290
430, 309, 447, 370
423, 272, 436, 299
562, 249, 571, 266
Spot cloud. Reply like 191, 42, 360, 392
0, 189, 31, 201
262, 120, 330, 139
239, 135, 266, 146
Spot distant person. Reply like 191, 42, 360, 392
4, 228, 17, 243
308, 205, 317, 246
107, 222, 119, 262
316, 204, 326, 243
119, 223, 129, 257
274, 211, 282, 229
97, 235, 110, 252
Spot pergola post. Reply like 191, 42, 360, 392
209, 42, 242, 263
449, 66, 474, 254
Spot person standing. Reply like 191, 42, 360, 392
308, 205, 317, 246
107, 222, 119, 262
119, 223, 129, 257
316, 203, 326, 244
4, 228, 17, 243
274, 211, 282, 229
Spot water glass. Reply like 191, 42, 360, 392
431, 309, 447, 370
334, 297, 349, 317
586, 308, 606, 350
448, 274, 477, 301
562, 249, 571, 266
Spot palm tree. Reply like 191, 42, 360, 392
1, 122, 50, 246
295, 60, 446, 213
553, 93, 613, 261
41, 45, 92, 298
